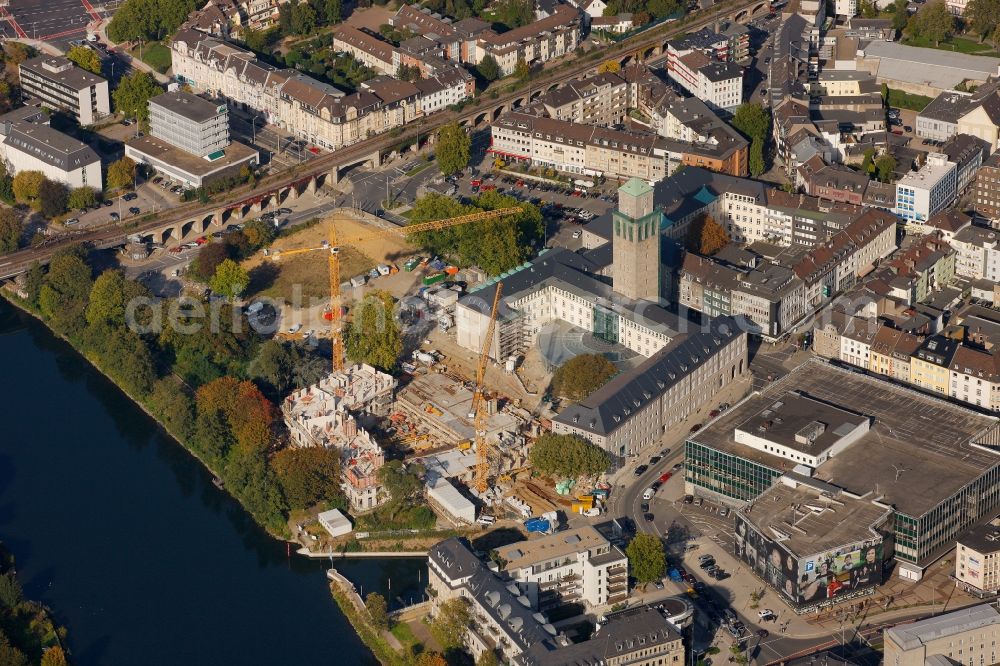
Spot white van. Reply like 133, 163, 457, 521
477, 514, 496, 526
643, 487, 655, 501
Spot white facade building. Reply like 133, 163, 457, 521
0, 109, 102, 190
18, 56, 110, 126
895, 153, 958, 223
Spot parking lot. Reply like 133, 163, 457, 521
3, 0, 117, 48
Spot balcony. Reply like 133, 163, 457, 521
607, 591, 629, 604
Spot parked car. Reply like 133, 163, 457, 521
689, 423, 702, 433
64, 218, 79, 226
110, 212, 120, 221
129, 207, 140, 215
633, 464, 648, 476
123, 192, 138, 201
758, 609, 775, 620
649, 455, 662, 464
288, 324, 302, 334
643, 513, 654, 522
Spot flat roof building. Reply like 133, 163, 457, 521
149, 91, 230, 158
687, 358, 1000, 580
956, 522, 1000, 597
0, 108, 102, 190
18, 56, 110, 126
884, 604, 1000, 666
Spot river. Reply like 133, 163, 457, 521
0, 300, 427, 665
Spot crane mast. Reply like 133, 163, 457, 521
473, 282, 503, 494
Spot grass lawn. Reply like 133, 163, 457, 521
887, 87, 934, 112
404, 161, 433, 177
390, 622, 418, 646
902, 34, 1000, 57
131, 42, 172, 74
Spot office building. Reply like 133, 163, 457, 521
686, 359, 1000, 580
18, 56, 110, 126
895, 153, 958, 223
956, 523, 1000, 596
884, 605, 1000, 666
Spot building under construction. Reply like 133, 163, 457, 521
282, 364, 397, 512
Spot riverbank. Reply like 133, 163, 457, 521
0, 543, 68, 665
0, 288, 421, 665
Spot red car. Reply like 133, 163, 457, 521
659, 472, 672, 483
709, 409, 721, 418
195, 236, 208, 245
470, 179, 483, 187
481, 184, 496, 191
689, 423, 702, 433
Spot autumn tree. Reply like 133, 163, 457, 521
515, 58, 530, 80
86, 269, 150, 329
108, 156, 137, 191
365, 592, 390, 631
626, 533, 666, 584
40, 646, 69, 666
39, 245, 93, 336
552, 353, 617, 399
416, 655, 448, 666
12, 170, 44, 207
686, 215, 730, 255
67, 45, 102, 74
437, 122, 471, 176
271, 446, 342, 509
0, 207, 21, 253
192, 242, 230, 281
530, 433, 611, 479
598, 60, 622, 73
343, 289, 401, 371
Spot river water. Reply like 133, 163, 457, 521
0, 300, 426, 665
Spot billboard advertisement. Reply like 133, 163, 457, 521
735, 514, 883, 609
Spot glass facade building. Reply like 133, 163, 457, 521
684, 439, 783, 503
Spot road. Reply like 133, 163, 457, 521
0, 0, 764, 278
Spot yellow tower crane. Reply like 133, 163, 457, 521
270, 207, 521, 373
473, 281, 503, 494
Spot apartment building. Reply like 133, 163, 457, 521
666, 23, 750, 65
490, 112, 668, 182
170, 29, 470, 153
480, 5, 582, 76
942, 133, 986, 194
19, 56, 110, 126
0, 107, 102, 190
332, 25, 399, 75
184, 0, 283, 39
494, 527, 628, 608
643, 95, 749, 178
951, 225, 1000, 282
973, 150, 1000, 222
950, 344, 1000, 410
895, 153, 958, 223
538, 72, 629, 126
428, 538, 684, 666
917, 82, 1000, 145
667, 50, 744, 113
910, 335, 959, 395
884, 605, 1000, 666
868, 324, 922, 382
956, 525, 1000, 596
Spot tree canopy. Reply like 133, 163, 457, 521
966, 0, 1000, 41
107, 0, 197, 42
477, 54, 500, 81
731, 103, 770, 178
112, 71, 161, 124
107, 156, 137, 191
905, 0, 955, 45
626, 533, 666, 584
437, 122, 471, 176
271, 446, 343, 509
343, 289, 401, 371
365, 592, 390, 631
529, 433, 611, 479
407, 191, 544, 276
210, 259, 250, 300
685, 215, 730, 256
38, 179, 67, 218
0, 208, 21, 253
68, 186, 99, 211
11, 171, 43, 208
67, 45, 102, 74
551, 354, 617, 400
430, 598, 471, 651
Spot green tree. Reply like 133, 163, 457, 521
103, 327, 157, 395
430, 597, 471, 650
107, 0, 197, 42
67, 45, 102, 74
378, 459, 425, 505
437, 122, 471, 176
113, 70, 162, 124
891, 0, 910, 30
210, 258, 250, 300
626, 533, 666, 585
39, 245, 92, 336
515, 58, 530, 80
496, 0, 533, 27
249, 339, 299, 398
0, 573, 22, 609
272, 446, 342, 509
38, 179, 67, 218
11, 170, 44, 207
476, 650, 500, 666
67, 186, 99, 211
552, 353, 617, 399
343, 289, 401, 371
858, 0, 879, 17
529, 433, 612, 478
686, 214, 731, 255
875, 154, 897, 182
324, 0, 343, 23
291, 1, 318, 34
149, 378, 196, 441
192, 242, 231, 281
861, 147, 876, 176
477, 54, 501, 81
648, 0, 680, 18
906, 0, 954, 45
731, 102, 770, 177
107, 156, 137, 191
243, 217, 277, 249
23, 261, 43, 306
86, 269, 148, 328
365, 592, 390, 631
0, 208, 21, 253
966, 0, 1000, 41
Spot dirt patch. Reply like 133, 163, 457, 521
345, 6, 397, 31
242, 214, 413, 304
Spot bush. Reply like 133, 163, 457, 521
551, 354, 616, 400
529, 433, 611, 479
